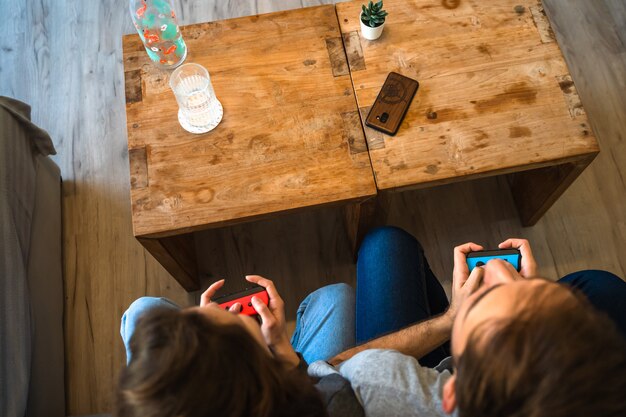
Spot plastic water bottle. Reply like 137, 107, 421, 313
129, 0, 187, 68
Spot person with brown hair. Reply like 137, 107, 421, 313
448, 279, 626, 417
116, 275, 363, 417
116, 302, 325, 417
306, 227, 626, 417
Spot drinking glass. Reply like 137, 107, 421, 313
169, 63, 223, 134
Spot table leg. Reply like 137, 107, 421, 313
137, 234, 200, 291
345, 195, 390, 259
507, 153, 597, 226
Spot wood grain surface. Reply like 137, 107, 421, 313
123, 5, 375, 240
1, 0, 624, 414
336, 0, 599, 223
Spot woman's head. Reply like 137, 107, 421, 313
115, 307, 327, 417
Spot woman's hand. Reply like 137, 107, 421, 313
498, 238, 538, 278
199, 279, 243, 313
200, 279, 226, 306
245, 275, 300, 368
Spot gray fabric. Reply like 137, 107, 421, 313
0, 96, 58, 417
25, 156, 64, 417
309, 349, 457, 417
315, 373, 364, 417
0, 97, 56, 156
298, 352, 364, 416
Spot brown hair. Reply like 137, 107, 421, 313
115, 308, 328, 417
455, 283, 626, 417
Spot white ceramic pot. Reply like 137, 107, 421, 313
360, 13, 385, 40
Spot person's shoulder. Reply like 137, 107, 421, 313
316, 372, 364, 417
344, 348, 452, 374
345, 348, 420, 369
336, 349, 453, 417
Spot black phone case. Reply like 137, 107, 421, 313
365, 72, 419, 136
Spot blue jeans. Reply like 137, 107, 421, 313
120, 285, 355, 365
355, 226, 451, 367
122, 227, 626, 365
120, 297, 180, 363
558, 269, 626, 337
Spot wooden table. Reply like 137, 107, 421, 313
336, 0, 599, 226
123, 0, 599, 291
122, 5, 376, 291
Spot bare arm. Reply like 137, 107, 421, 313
329, 242, 485, 366
328, 313, 453, 366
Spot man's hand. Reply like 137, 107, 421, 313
483, 257, 521, 286
446, 242, 485, 324
498, 238, 538, 278
327, 243, 487, 366
245, 275, 300, 368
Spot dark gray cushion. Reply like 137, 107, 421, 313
25, 156, 64, 417
0, 96, 63, 417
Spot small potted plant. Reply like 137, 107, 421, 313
360, 0, 388, 41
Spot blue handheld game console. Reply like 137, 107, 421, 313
466, 249, 521, 272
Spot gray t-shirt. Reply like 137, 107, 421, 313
309, 349, 457, 417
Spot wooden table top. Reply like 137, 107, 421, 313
336, 0, 599, 192
123, 5, 376, 238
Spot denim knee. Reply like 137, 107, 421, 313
125, 296, 178, 317
359, 226, 420, 256
307, 283, 355, 306
559, 269, 624, 289
121, 297, 179, 339
121, 297, 180, 363
559, 270, 626, 338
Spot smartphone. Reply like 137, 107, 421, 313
214, 285, 269, 316
466, 249, 521, 272
365, 72, 419, 136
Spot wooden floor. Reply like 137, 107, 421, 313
1, 0, 624, 414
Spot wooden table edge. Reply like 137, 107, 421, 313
134, 192, 377, 292
133, 191, 377, 240
374, 149, 599, 194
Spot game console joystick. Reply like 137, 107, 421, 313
214, 285, 269, 316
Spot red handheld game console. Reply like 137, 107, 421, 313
214, 286, 269, 316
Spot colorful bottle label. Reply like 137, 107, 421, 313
130, 0, 187, 67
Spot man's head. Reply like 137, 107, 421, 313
115, 306, 327, 417
443, 259, 626, 417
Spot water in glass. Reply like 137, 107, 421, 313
170, 63, 223, 134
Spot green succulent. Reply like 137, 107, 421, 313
361, 1, 388, 28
